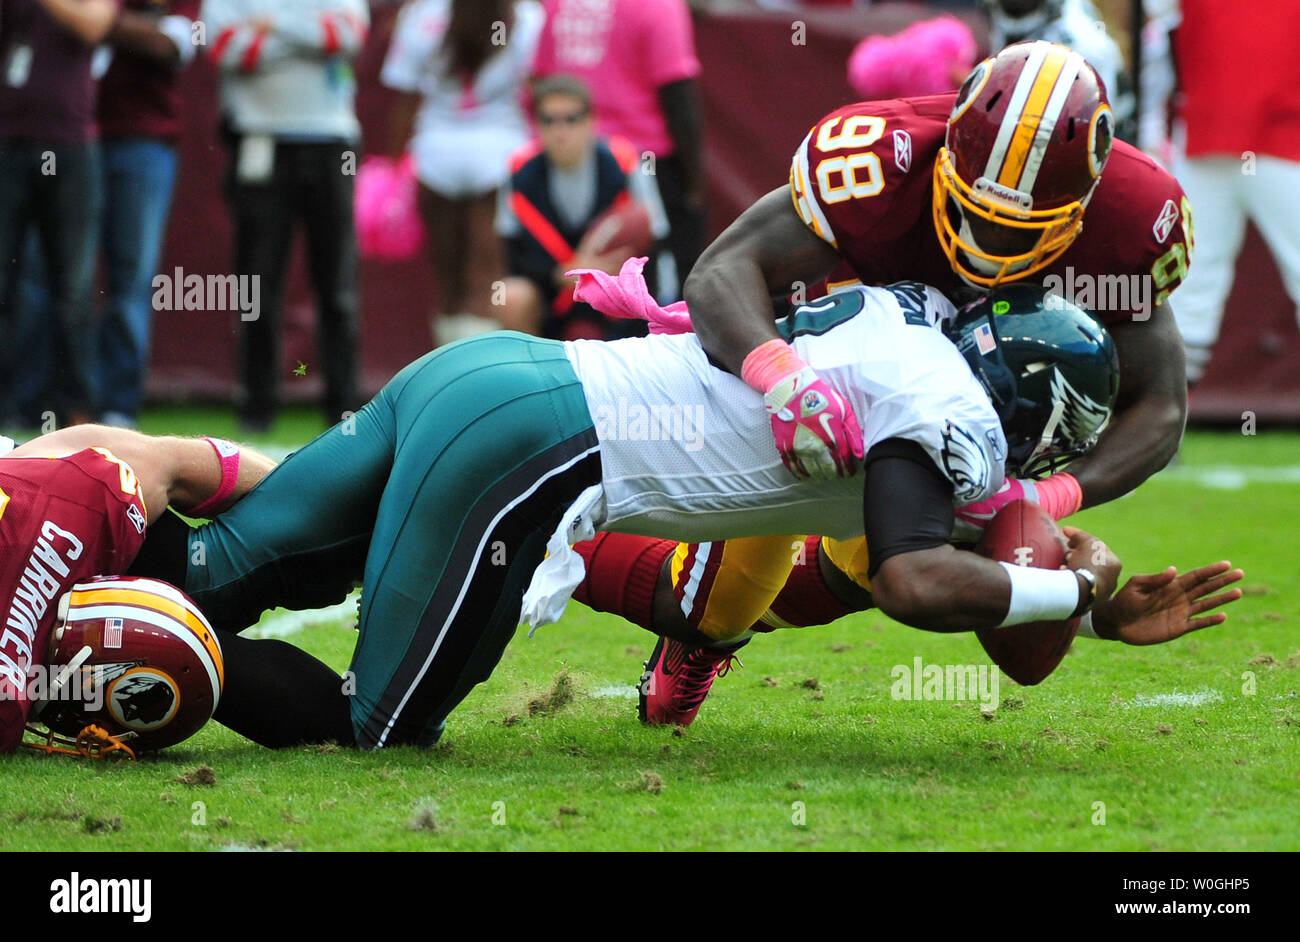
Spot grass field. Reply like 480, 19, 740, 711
2, 412, 1297, 851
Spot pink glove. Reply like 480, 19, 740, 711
568, 256, 694, 335
742, 340, 864, 479
953, 473, 1083, 541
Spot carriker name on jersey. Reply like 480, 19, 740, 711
1, 519, 86, 690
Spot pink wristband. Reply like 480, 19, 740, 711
189, 437, 241, 518
1035, 472, 1083, 519
740, 339, 808, 394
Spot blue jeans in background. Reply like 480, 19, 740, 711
97, 138, 179, 422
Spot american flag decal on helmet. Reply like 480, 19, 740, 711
104, 617, 123, 649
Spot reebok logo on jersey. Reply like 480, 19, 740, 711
893, 130, 912, 173
127, 504, 146, 534
1152, 199, 1179, 244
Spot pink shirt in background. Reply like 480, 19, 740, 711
532, 0, 700, 158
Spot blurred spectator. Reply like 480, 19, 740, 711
1136, 0, 1180, 165
0, 0, 119, 428
846, 16, 977, 100
532, 0, 702, 299
204, 0, 368, 433
495, 74, 668, 340
95, 0, 200, 426
982, 0, 1135, 141
382, 0, 544, 345
1167, 1, 1300, 385
14, 0, 201, 429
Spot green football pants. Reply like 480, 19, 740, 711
186, 333, 601, 747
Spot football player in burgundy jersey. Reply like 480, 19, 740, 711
599, 41, 1203, 724
0, 426, 290, 752
702, 40, 1191, 499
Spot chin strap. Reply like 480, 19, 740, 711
22, 724, 137, 761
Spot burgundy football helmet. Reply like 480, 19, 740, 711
32, 576, 223, 754
933, 40, 1114, 286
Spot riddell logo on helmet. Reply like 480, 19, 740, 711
972, 177, 1033, 212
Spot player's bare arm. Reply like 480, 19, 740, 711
872, 529, 1120, 633
8, 426, 276, 521
685, 187, 862, 479
1064, 300, 1187, 508
685, 187, 840, 377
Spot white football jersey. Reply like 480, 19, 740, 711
564, 282, 1006, 543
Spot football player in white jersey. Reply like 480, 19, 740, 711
13, 280, 1137, 748
108, 279, 1134, 749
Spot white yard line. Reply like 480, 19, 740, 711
1153, 465, 1300, 489
1129, 689, 1225, 708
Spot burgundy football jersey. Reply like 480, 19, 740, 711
790, 94, 1193, 325
0, 449, 148, 751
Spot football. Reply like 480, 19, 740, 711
580, 200, 654, 257
974, 499, 1080, 686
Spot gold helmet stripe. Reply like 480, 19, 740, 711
982, 41, 1052, 184
66, 585, 223, 687
1018, 51, 1086, 194
997, 45, 1075, 191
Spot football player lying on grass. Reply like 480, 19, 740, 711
0, 429, 277, 754
3, 281, 1176, 751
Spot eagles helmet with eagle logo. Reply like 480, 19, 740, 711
946, 284, 1119, 479
32, 576, 223, 755
934, 40, 1114, 286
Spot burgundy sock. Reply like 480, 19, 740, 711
572, 532, 676, 632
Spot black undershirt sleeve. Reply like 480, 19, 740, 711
126, 508, 193, 587
862, 438, 956, 579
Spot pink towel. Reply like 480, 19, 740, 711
355, 154, 426, 262
847, 15, 976, 99
567, 257, 694, 335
